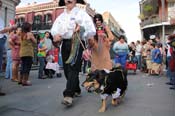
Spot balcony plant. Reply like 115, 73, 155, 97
138, 13, 145, 21
143, 4, 153, 16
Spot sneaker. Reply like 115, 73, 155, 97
61, 97, 73, 106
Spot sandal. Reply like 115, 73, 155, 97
11, 79, 19, 82
22, 81, 32, 86
22, 83, 32, 86
18, 81, 22, 85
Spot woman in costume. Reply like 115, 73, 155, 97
90, 13, 114, 71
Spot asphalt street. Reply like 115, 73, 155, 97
0, 70, 175, 116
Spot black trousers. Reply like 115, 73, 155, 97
61, 39, 84, 97
20, 56, 33, 75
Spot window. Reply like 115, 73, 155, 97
44, 14, 52, 24
34, 15, 42, 24
16, 17, 25, 26
169, 2, 175, 8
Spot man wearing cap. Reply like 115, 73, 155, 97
51, 0, 96, 106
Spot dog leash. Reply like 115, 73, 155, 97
75, 32, 86, 50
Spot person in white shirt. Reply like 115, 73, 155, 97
44, 31, 52, 53
51, 0, 96, 106
43, 31, 53, 77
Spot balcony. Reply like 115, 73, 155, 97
32, 22, 53, 31
140, 15, 168, 27
110, 27, 121, 38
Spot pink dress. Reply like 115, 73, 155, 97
11, 34, 20, 61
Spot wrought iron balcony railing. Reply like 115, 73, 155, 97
140, 15, 168, 27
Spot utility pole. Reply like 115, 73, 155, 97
161, 0, 165, 47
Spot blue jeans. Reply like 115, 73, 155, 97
5, 50, 12, 79
136, 55, 141, 69
58, 52, 63, 67
38, 57, 45, 78
166, 56, 173, 83
114, 52, 128, 69
0, 37, 6, 73
171, 72, 175, 87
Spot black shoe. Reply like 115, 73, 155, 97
47, 75, 53, 79
169, 87, 175, 90
38, 77, 46, 79
0, 92, 6, 96
18, 82, 22, 85
56, 73, 62, 78
166, 82, 173, 85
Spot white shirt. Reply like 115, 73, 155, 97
51, 6, 96, 40
167, 45, 171, 57
44, 37, 52, 52
135, 44, 142, 56
0, 17, 5, 38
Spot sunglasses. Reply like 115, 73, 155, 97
95, 18, 101, 22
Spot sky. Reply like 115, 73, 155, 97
18, 0, 141, 43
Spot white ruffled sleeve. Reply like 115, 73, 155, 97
51, 14, 68, 37
0, 18, 4, 31
76, 10, 96, 40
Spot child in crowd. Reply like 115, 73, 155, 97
37, 38, 47, 79
45, 47, 61, 78
146, 49, 152, 75
151, 43, 162, 75
45, 50, 55, 78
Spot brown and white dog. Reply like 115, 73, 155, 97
82, 67, 128, 112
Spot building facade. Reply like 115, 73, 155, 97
16, 0, 124, 39
16, 0, 125, 62
102, 11, 126, 41
0, 0, 20, 26
15, 0, 96, 65
139, 0, 175, 42
102, 11, 126, 59
15, 0, 95, 33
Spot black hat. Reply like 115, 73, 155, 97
59, 0, 86, 6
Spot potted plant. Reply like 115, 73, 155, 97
143, 4, 153, 16
138, 13, 145, 21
